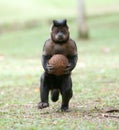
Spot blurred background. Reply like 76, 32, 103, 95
0, 0, 119, 57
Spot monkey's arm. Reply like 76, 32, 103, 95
64, 55, 77, 75
42, 55, 55, 74
64, 40, 78, 74
67, 54, 78, 71
42, 55, 50, 70
41, 40, 55, 74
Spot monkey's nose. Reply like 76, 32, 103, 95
58, 33, 63, 39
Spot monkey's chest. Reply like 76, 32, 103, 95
53, 44, 68, 55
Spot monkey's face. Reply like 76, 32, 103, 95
51, 27, 69, 43
51, 19, 69, 43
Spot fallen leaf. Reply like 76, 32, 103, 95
34, 88, 40, 93
95, 98, 102, 102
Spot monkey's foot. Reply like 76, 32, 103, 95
38, 102, 49, 109
61, 105, 69, 112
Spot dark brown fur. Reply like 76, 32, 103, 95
38, 19, 78, 111
43, 38, 77, 56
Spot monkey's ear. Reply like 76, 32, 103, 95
52, 19, 68, 27
62, 19, 67, 26
53, 20, 58, 26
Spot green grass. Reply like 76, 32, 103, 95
0, 5, 119, 130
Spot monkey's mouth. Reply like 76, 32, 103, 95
56, 35, 65, 41
57, 37, 64, 41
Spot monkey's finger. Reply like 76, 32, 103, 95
64, 71, 70, 75
64, 69, 70, 74
47, 64, 54, 68
67, 63, 71, 68
64, 68, 70, 71
48, 66, 54, 71
47, 65, 54, 70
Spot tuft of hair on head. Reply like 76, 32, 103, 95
53, 19, 68, 27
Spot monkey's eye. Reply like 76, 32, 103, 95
55, 30, 60, 33
61, 30, 66, 34
55, 29, 66, 34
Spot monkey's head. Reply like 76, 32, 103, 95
51, 19, 69, 43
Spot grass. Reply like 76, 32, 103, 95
0, 14, 119, 129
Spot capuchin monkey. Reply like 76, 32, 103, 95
38, 19, 78, 111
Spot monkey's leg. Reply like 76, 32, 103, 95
60, 75, 73, 111
38, 73, 49, 109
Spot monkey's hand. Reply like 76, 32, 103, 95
64, 64, 71, 74
46, 64, 54, 74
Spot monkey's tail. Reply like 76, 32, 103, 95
51, 89, 59, 102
